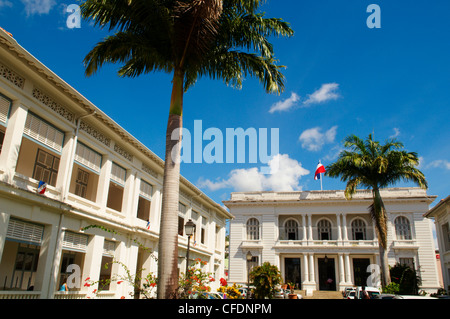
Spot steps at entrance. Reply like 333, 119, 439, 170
299, 290, 343, 299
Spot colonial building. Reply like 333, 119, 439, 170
425, 195, 450, 292
0, 28, 232, 299
224, 188, 441, 296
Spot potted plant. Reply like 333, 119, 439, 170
288, 282, 297, 299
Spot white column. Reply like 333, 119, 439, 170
309, 253, 315, 283
56, 131, 75, 199
302, 254, 309, 283
302, 214, 307, 241
122, 169, 136, 217
344, 253, 351, 284
0, 212, 10, 263
96, 155, 111, 211
339, 253, 345, 285
0, 101, 28, 180
307, 214, 313, 241
337, 213, 342, 241
342, 213, 348, 241
82, 235, 105, 297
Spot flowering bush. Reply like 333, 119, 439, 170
176, 258, 215, 299
217, 283, 243, 299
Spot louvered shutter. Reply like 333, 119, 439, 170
23, 113, 64, 152
74, 142, 102, 173
6, 219, 44, 245
62, 231, 88, 252
103, 240, 116, 257
0, 94, 11, 125
139, 179, 152, 200
110, 162, 126, 186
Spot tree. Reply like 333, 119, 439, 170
249, 262, 282, 299
80, 0, 293, 298
326, 134, 427, 288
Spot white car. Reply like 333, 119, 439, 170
354, 286, 381, 299
393, 295, 437, 299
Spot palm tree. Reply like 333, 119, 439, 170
80, 0, 293, 298
326, 134, 427, 288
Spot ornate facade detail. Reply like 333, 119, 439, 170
0, 62, 25, 89
114, 143, 133, 162
79, 120, 111, 147
141, 163, 159, 179
32, 87, 75, 123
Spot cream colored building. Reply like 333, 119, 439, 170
425, 195, 450, 292
224, 188, 441, 296
0, 29, 232, 299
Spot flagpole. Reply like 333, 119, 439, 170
320, 173, 323, 191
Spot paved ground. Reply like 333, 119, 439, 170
295, 290, 343, 299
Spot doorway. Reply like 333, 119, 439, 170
353, 258, 371, 287
318, 257, 336, 291
285, 258, 301, 290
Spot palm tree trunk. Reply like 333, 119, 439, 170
372, 187, 391, 288
157, 68, 184, 299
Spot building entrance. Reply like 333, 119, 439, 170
318, 257, 336, 291
284, 258, 301, 289
353, 258, 371, 287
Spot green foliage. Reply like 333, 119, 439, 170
176, 258, 215, 299
382, 282, 400, 294
249, 262, 282, 299
390, 263, 422, 295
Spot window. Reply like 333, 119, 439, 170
0, 130, 5, 154
74, 168, 89, 198
137, 180, 152, 222
318, 219, 332, 240
0, 93, 11, 125
74, 142, 102, 173
285, 219, 299, 240
246, 218, 260, 240
33, 148, 60, 186
201, 217, 207, 245
442, 223, 450, 252
395, 216, 412, 240
351, 219, 366, 240
399, 258, 415, 270
107, 163, 126, 212
178, 202, 186, 236
23, 113, 64, 153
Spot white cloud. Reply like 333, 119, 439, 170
269, 92, 300, 113
0, 1, 13, 8
389, 128, 400, 139
303, 83, 340, 105
426, 159, 450, 170
197, 154, 310, 192
299, 126, 338, 152
21, 0, 56, 16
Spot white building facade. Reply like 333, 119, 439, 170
425, 195, 450, 292
225, 188, 441, 296
0, 29, 232, 299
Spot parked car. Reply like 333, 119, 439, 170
354, 286, 381, 299
393, 295, 437, 299
345, 290, 356, 299
343, 287, 355, 297
374, 293, 396, 299
274, 287, 285, 299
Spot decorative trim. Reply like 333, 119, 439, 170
0, 62, 25, 89
141, 163, 159, 179
114, 143, 133, 162
32, 87, 75, 123
79, 120, 111, 147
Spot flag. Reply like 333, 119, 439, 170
314, 162, 326, 180
146, 220, 150, 230
37, 181, 47, 194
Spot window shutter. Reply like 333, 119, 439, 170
110, 162, 126, 186
0, 94, 11, 124
139, 180, 152, 200
23, 113, 64, 152
6, 219, 44, 245
62, 231, 88, 252
74, 142, 102, 173
103, 240, 116, 256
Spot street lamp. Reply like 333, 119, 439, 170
184, 219, 196, 275
246, 251, 253, 299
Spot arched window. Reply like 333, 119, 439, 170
247, 218, 260, 240
318, 219, 332, 240
395, 216, 412, 240
285, 219, 299, 240
351, 219, 366, 240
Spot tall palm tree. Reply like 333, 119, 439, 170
326, 134, 427, 288
80, 0, 293, 298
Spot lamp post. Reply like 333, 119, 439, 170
184, 219, 196, 276
246, 251, 253, 299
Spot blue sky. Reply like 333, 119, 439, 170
1, 0, 449, 209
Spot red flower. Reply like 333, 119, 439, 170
117, 281, 123, 284
84, 283, 90, 287
93, 289, 97, 294
85, 277, 90, 281
121, 296, 125, 299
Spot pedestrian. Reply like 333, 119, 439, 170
59, 278, 68, 292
